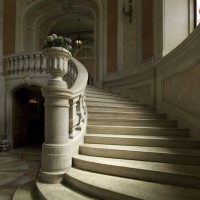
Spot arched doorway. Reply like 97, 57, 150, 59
12, 85, 44, 148
15, 0, 106, 87
74, 46, 95, 85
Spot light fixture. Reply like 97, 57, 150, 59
122, 0, 133, 24
75, 18, 83, 49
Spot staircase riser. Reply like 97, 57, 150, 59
87, 126, 188, 137
88, 120, 177, 127
88, 113, 167, 119
86, 94, 128, 101
86, 90, 121, 97
88, 107, 155, 112
73, 158, 200, 188
86, 97, 137, 104
79, 147, 200, 165
87, 102, 143, 107
64, 174, 135, 200
84, 136, 200, 149
87, 92, 129, 99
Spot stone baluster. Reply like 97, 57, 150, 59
77, 93, 85, 125
29, 54, 35, 72
18, 56, 23, 74
82, 92, 87, 118
35, 54, 41, 72
9, 57, 14, 75
41, 56, 46, 73
69, 97, 80, 138
40, 47, 72, 183
14, 57, 19, 74
5, 59, 9, 75
23, 55, 29, 72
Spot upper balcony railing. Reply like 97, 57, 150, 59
3, 52, 46, 75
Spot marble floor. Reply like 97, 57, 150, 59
0, 145, 41, 200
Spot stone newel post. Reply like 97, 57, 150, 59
40, 47, 72, 183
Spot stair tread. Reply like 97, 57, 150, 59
37, 179, 98, 200
88, 110, 164, 114
87, 124, 185, 130
85, 134, 199, 141
81, 143, 200, 156
66, 168, 200, 200
88, 118, 175, 122
87, 104, 149, 108
73, 154, 200, 177
86, 93, 127, 99
86, 99, 139, 104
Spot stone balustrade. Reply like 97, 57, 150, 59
3, 52, 47, 75
1, 50, 85, 140
1, 50, 88, 179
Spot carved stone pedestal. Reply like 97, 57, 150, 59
40, 47, 72, 183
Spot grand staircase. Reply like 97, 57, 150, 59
14, 86, 200, 200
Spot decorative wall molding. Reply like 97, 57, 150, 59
130, 84, 151, 97
161, 63, 200, 119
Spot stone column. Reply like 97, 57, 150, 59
40, 47, 72, 183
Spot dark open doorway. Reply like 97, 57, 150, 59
12, 85, 44, 148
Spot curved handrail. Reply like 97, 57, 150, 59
155, 24, 200, 70
66, 55, 88, 97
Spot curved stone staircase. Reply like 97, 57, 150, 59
14, 86, 200, 200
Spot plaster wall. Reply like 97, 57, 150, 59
0, 0, 5, 136
0, 0, 4, 57
155, 25, 200, 138
3, 0, 16, 55
122, 0, 137, 74
104, 25, 200, 139
163, 0, 190, 55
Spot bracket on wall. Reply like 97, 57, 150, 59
122, 0, 133, 24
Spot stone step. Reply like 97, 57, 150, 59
87, 125, 188, 137
72, 154, 200, 188
86, 98, 140, 106
79, 144, 200, 165
84, 134, 200, 148
86, 88, 128, 99
87, 105, 155, 112
65, 168, 200, 200
36, 178, 98, 200
86, 93, 131, 101
87, 101, 146, 108
86, 88, 123, 97
87, 118, 177, 127
88, 111, 167, 119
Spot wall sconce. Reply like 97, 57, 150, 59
122, 0, 133, 24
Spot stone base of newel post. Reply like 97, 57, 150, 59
40, 47, 72, 183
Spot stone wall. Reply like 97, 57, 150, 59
104, 23, 200, 139
0, 0, 4, 57
3, 0, 16, 55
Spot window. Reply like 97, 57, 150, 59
195, 0, 200, 26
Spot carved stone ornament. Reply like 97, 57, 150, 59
43, 47, 72, 80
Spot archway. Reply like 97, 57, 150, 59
15, 0, 106, 87
12, 85, 44, 148
74, 46, 95, 85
